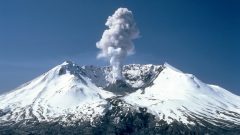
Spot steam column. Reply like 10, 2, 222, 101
96, 7, 139, 83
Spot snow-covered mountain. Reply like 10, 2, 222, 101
0, 61, 240, 134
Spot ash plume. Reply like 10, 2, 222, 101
96, 8, 139, 81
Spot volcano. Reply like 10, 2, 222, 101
0, 61, 240, 134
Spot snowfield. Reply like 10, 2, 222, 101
0, 61, 240, 127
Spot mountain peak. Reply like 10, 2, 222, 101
163, 62, 183, 73
61, 60, 74, 65
57, 60, 83, 76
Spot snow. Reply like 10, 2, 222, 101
123, 63, 240, 124
163, 62, 182, 73
0, 61, 240, 126
81, 64, 161, 89
0, 61, 114, 122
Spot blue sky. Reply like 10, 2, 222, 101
0, 0, 239, 95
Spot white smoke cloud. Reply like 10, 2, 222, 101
96, 8, 139, 81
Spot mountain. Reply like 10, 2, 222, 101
0, 61, 240, 135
